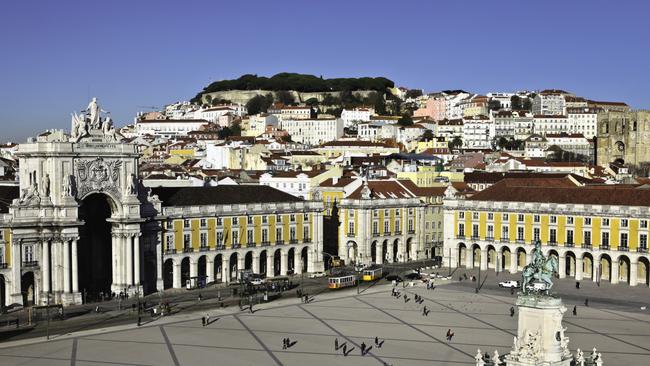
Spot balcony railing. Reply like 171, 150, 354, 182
618, 246, 629, 252
600, 244, 610, 250
456, 234, 466, 240
516, 239, 525, 244
216, 244, 225, 250
303, 237, 311, 242
485, 236, 494, 242
165, 249, 177, 255
260, 241, 271, 247
638, 247, 648, 253
582, 243, 592, 249
394, 230, 402, 235
199, 246, 210, 252
548, 241, 557, 247
384, 231, 391, 236
501, 237, 510, 243
232, 243, 242, 249
247, 243, 256, 248
276, 240, 284, 245
0, 263, 8, 269
372, 231, 380, 236
565, 242, 574, 248
183, 247, 194, 253
471, 236, 480, 241
289, 239, 298, 244
408, 229, 415, 234
347, 232, 355, 237
23, 261, 39, 267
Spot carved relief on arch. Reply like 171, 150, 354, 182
75, 158, 122, 200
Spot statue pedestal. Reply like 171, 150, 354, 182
505, 295, 572, 366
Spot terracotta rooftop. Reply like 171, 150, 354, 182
347, 180, 418, 200
152, 185, 302, 207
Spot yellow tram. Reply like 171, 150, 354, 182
328, 274, 357, 289
362, 267, 383, 281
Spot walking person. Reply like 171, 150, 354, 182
342, 344, 347, 356
576, 281, 580, 289
584, 298, 589, 307
573, 305, 577, 316
283, 338, 287, 349
335, 338, 339, 350
375, 336, 379, 346
201, 316, 206, 327
510, 306, 515, 317
206, 313, 210, 325
361, 342, 366, 355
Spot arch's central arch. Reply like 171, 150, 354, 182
78, 193, 113, 298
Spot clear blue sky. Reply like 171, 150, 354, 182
1, 0, 649, 142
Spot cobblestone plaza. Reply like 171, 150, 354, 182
1, 281, 649, 366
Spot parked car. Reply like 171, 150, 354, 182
404, 272, 422, 280
385, 275, 403, 283
309, 271, 326, 279
498, 280, 520, 288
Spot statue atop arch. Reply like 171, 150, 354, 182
71, 98, 123, 142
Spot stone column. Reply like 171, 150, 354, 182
63, 239, 71, 293
222, 258, 230, 283
10, 240, 22, 304
280, 252, 288, 276
237, 255, 245, 279
611, 260, 619, 284
630, 261, 638, 286
480, 249, 488, 271
558, 255, 566, 279
156, 232, 164, 291
386, 245, 393, 264
126, 235, 133, 286
173, 262, 181, 289
252, 254, 260, 274
190, 258, 198, 280
112, 234, 118, 288
294, 250, 302, 275
466, 249, 474, 269
51, 240, 62, 293
71, 239, 79, 293
133, 235, 141, 286
266, 254, 273, 277
509, 251, 518, 274
575, 256, 583, 281
42, 240, 50, 294
206, 259, 214, 283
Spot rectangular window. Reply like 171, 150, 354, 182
550, 216, 557, 224
217, 217, 223, 226
585, 217, 592, 226
184, 219, 190, 228
24, 245, 34, 262
384, 220, 389, 233
262, 216, 268, 224
384, 209, 389, 215
566, 230, 574, 244
261, 228, 268, 243
533, 228, 540, 241
487, 225, 494, 238
200, 218, 207, 228
534, 215, 540, 223
395, 220, 400, 232
603, 218, 610, 227
276, 228, 282, 242
373, 209, 378, 217
373, 221, 379, 234
517, 227, 524, 241
232, 217, 239, 225
408, 219, 414, 231
488, 213, 494, 220
621, 219, 628, 228
200, 232, 207, 247
602, 232, 610, 246
303, 226, 310, 240
620, 233, 628, 248
303, 213, 309, 221
276, 214, 282, 222
640, 234, 647, 249
232, 230, 239, 245
473, 212, 479, 220
459, 211, 465, 219
248, 216, 253, 225
166, 234, 174, 251
518, 214, 524, 222
290, 214, 296, 222
217, 231, 224, 245
473, 224, 480, 238
549, 228, 557, 243
567, 217, 574, 225
502, 213, 509, 221
641, 220, 648, 229
183, 233, 191, 248
584, 231, 591, 245
247, 229, 254, 244
290, 227, 296, 241
502, 226, 509, 240
458, 223, 465, 237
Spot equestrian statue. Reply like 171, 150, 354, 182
521, 240, 558, 295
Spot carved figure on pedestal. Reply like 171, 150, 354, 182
41, 174, 50, 197
62, 174, 74, 197
71, 112, 89, 140
83, 97, 107, 129
19, 181, 40, 205
522, 240, 558, 294
128, 173, 137, 195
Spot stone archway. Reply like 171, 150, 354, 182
229, 253, 238, 281
501, 246, 511, 271
371, 241, 377, 263
163, 259, 173, 289
0, 274, 5, 310
458, 243, 467, 268
273, 249, 282, 276
287, 248, 295, 274
78, 193, 114, 297
472, 244, 481, 268
382, 240, 388, 263
21, 272, 35, 306
301, 247, 308, 272
347, 241, 358, 263
582, 253, 593, 280
406, 238, 414, 261
516, 247, 527, 270
638, 257, 650, 286
392, 239, 399, 262
214, 254, 223, 282
599, 254, 612, 282
618, 255, 630, 284
180, 258, 190, 288
198, 256, 207, 284
259, 251, 267, 275
486, 245, 496, 269
244, 251, 253, 271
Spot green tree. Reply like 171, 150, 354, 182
397, 115, 413, 126
246, 94, 274, 115
305, 98, 319, 107
511, 95, 522, 110
321, 93, 339, 106
405, 89, 423, 99
421, 129, 434, 141
448, 136, 463, 150
522, 98, 532, 111
275, 90, 295, 105
488, 99, 502, 111
205, 94, 213, 105
496, 136, 508, 150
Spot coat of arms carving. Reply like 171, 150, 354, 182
75, 157, 122, 199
